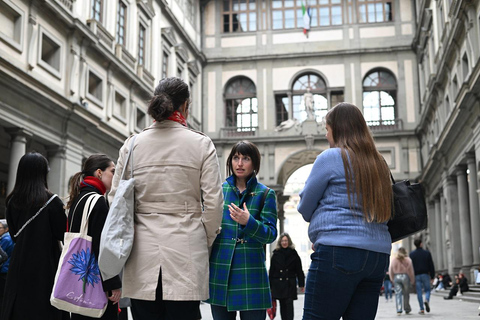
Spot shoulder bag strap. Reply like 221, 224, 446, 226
258, 187, 270, 214
14, 194, 58, 238
68, 192, 97, 231
79, 194, 102, 235
120, 135, 137, 180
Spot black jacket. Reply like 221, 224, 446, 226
409, 248, 435, 278
68, 186, 121, 320
269, 247, 305, 300
2, 194, 69, 320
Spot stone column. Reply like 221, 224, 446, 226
6, 129, 32, 194
440, 193, 449, 271
434, 196, 443, 270
443, 173, 462, 273
276, 194, 290, 235
47, 146, 67, 197
455, 166, 473, 268
466, 155, 480, 265
427, 201, 436, 265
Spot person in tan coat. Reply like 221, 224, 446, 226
109, 77, 224, 320
389, 247, 415, 316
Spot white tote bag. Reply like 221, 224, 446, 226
98, 135, 136, 281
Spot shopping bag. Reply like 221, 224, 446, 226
51, 193, 108, 318
99, 135, 136, 281
387, 173, 428, 243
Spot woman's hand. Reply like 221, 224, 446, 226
108, 289, 122, 304
229, 203, 250, 226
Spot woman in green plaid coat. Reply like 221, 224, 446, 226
208, 141, 278, 320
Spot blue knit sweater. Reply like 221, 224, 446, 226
298, 148, 391, 255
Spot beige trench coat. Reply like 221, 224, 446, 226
108, 120, 223, 301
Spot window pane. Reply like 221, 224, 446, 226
239, 13, 247, 31
386, 2, 392, 21
285, 9, 295, 28
272, 0, 282, 8
249, 0, 256, 10
224, 0, 230, 11
273, 10, 283, 29
224, 14, 230, 32
375, 3, 383, 22
367, 4, 375, 22
319, 7, 329, 26
285, 0, 294, 7
359, 4, 366, 22
249, 13, 257, 31
332, 6, 342, 24
239, 0, 247, 11
380, 91, 394, 106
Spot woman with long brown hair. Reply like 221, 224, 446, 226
298, 102, 392, 319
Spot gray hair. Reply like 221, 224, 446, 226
0, 219, 7, 229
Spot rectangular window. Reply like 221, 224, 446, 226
272, 0, 342, 30
114, 91, 127, 120
358, 0, 392, 23
0, 1, 23, 50
41, 33, 61, 72
91, 0, 102, 22
223, 0, 256, 33
275, 94, 289, 126
185, 0, 196, 24
136, 107, 146, 129
88, 71, 103, 102
162, 51, 169, 79
116, 1, 127, 46
138, 24, 145, 66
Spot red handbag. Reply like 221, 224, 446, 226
267, 299, 277, 320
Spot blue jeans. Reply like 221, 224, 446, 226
415, 274, 431, 311
303, 245, 389, 320
384, 279, 392, 300
211, 305, 266, 320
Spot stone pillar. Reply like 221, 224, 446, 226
467, 155, 480, 265
434, 196, 444, 270
47, 146, 67, 197
443, 173, 462, 273
427, 201, 436, 264
276, 194, 290, 235
6, 129, 32, 194
455, 166, 473, 268
440, 193, 449, 271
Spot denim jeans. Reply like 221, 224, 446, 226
210, 305, 266, 320
383, 279, 393, 300
415, 273, 431, 311
302, 245, 389, 320
393, 274, 411, 313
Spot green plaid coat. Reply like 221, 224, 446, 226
208, 175, 278, 311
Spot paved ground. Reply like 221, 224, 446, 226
198, 293, 480, 319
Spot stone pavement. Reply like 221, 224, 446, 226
198, 293, 480, 319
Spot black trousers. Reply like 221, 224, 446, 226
130, 271, 200, 320
279, 298, 294, 320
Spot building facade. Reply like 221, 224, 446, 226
0, 0, 203, 216
414, 0, 480, 280
201, 0, 422, 238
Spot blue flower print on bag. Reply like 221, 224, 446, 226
68, 247, 101, 293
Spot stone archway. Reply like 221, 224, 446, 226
275, 148, 324, 234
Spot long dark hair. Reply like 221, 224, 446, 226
6, 152, 51, 210
148, 77, 190, 122
66, 154, 113, 209
325, 102, 392, 223
226, 140, 261, 177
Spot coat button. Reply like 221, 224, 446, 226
280, 278, 282, 280
280, 270, 283, 273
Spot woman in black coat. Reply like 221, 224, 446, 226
2, 152, 69, 320
66, 154, 121, 320
269, 233, 305, 320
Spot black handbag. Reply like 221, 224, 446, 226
387, 173, 428, 243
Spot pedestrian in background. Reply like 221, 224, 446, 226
1, 152, 69, 320
269, 233, 305, 320
384, 272, 393, 302
110, 77, 224, 320
0, 219, 14, 316
208, 140, 278, 320
409, 238, 435, 314
298, 103, 392, 320
66, 154, 122, 319
389, 247, 415, 316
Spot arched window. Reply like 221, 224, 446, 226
362, 69, 396, 126
292, 73, 328, 122
225, 77, 258, 132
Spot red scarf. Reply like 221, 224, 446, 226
80, 176, 106, 195
166, 111, 188, 127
